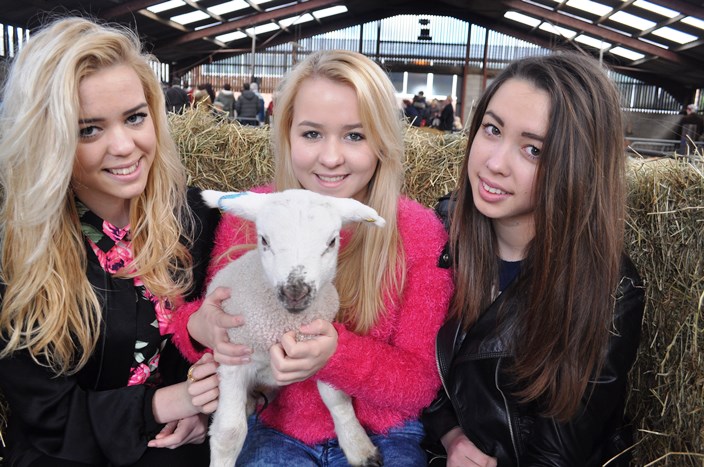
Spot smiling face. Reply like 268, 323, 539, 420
289, 76, 378, 201
468, 78, 550, 253
72, 64, 156, 227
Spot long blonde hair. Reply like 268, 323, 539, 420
272, 50, 405, 333
0, 17, 192, 375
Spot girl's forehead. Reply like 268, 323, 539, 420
486, 79, 550, 134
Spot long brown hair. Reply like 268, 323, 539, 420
449, 52, 625, 420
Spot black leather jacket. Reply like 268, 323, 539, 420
423, 198, 645, 466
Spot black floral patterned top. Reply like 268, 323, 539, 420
77, 201, 171, 387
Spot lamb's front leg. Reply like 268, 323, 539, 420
317, 380, 382, 466
210, 364, 254, 467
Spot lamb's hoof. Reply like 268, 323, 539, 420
359, 452, 383, 467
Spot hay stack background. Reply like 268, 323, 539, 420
624, 158, 704, 466
174, 109, 704, 464
171, 110, 274, 192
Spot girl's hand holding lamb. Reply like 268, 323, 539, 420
187, 287, 253, 365
186, 352, 220, 414
269, 319, 338, 385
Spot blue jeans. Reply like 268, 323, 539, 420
236, 415, 427, 466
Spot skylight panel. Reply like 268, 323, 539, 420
682, 16, 704, 31
279, 14, 315, 28
574, 34, 611, 49
312, 6, 348, 19
249, 0, 273, 5
209, 1, 250, 16
565, 0, 612, 16
538, 22, 577, 38
504, 11, 541, 27
610, 46, 645, 60
633, 1, 679, 19
195, 22, 220, 30
245, 22, 280, 36
215, 30, 247, 42
610, 11, 655, 30
652, 26, 697, 44
148, 0, 185, 14
171, 10, 210, 25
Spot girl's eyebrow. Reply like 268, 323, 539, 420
485, 110, 504, 127
297, 120, 363, 131
485, 110, 545, 142
79, 103, 148, 124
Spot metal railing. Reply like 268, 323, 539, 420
626, 137, 704, 158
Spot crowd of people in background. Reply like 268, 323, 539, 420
403, 90, 459, 132
164, 80, 460, 132
162, 80, 269, 126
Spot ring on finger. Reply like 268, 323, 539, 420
187, 365, 198, 383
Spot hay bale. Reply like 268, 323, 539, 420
170, 109, 274, 192
173, 111, 704, 463
625, 157, 704, 465
402, 126, 466, 207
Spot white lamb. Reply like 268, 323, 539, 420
200, 189, 386, 467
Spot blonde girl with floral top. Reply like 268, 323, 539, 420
0, 17, 226, 467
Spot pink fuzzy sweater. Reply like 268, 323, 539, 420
171, 188, 453, 444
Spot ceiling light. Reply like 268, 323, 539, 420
279, 14, 315, 28
504, 11, 541, 28
171, 10, 210, 25
215, 30, 247, 42
538, 22, 577, 38
652, 26, 697, 44
638, 36, 668, 48
682, 16, 704, 30
245, 22, 280, 36
565, 0, 612, 16
195, 22, 220, 30
148, 0, 185, 14
610, 11, 655, 30
209, 1, 249, 16
574, 34, 611, 49
610, 46, 645, 60
312, 6, 348, 19
633, 0, 679, 18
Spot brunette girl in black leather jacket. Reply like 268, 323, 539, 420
422, 53, 645, 466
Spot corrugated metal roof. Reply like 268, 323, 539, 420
1, 0, 702, 102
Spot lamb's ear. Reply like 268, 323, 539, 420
329, 197, 386, 228
201, 190, 266, 221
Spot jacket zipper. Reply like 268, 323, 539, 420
436, 321, 462, 399
436, 322, 471, 459
495, 358, 520, 466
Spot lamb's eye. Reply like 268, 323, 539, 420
327, 238, 336, 248
260, 235, 269, 247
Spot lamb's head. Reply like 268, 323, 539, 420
202, 189, 385, 312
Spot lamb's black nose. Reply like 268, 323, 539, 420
282, 281, 311, 303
